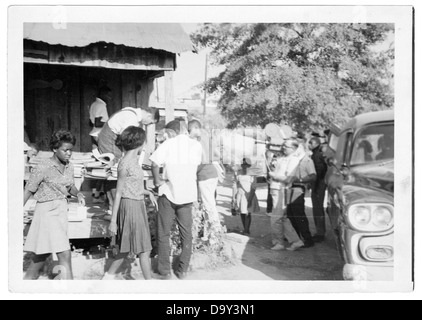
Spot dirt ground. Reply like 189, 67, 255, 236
186, 176, 344, 281
24, 174, 344, 281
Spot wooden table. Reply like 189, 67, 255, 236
24, 194, 112, 240
67, 199, 111, 239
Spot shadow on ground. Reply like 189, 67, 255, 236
215, 174, 344, 281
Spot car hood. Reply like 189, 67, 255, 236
349, 161, 394, 195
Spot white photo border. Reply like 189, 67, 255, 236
7, 5, 414, 294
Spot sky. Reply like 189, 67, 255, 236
162, 23, 223, 100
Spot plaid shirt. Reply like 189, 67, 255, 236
25, 158, 74, 203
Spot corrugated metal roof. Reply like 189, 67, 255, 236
24, 23, 194, 54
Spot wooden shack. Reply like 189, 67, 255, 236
23, 23, 194, 152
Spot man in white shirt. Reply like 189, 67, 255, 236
150, 119, 202, 280
97, 106, 159, 160
268, 139, 307, 251
89, 86, 111, 202
89, 86, 111, 145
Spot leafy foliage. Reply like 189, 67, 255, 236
171, 204, 232, 269
192, 23, 394, 131
188, 109, 228, 129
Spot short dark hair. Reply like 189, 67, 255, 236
359, 140, 373, 153
188, 119, 202, 132
115, 126, 146, 151
50, 130, 76, 150
165, 119, 184, 134
98, 86, 111, 97
143, 106, 160, 123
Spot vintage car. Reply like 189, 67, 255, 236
325, 110, 394, 281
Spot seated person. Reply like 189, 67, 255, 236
376, 135, 394, 161
358, 140, 373, 162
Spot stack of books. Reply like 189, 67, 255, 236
84, 161, 110, 179
111, 164, 118, 178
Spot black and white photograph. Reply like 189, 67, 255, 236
5, 4, 415, 296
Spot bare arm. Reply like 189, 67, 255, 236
111, 175, 125, 224
68, 184, 86, 206
269, 171, 293, 184
108, 170, 126, 236
151, 161, 166, 188
293, 173, 316, 184
144, 189, 158, 209
251, 176, 257, 190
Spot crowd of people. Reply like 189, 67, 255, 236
22, 104, 224, 280
23, 88, 332, 280
230, 132, 328, 252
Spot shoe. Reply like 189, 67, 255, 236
175, 271, 188, 280
271, 243, 286, 251
153, 273, 172, 280
287, 241, 304, 251
303, 241, 315, 248
312, 235, 325, 243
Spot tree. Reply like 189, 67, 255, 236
188, 109, 228, 129
192, 23, 394, 131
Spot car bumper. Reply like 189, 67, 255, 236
342, 231, 394, 281
343, 264, 394, 281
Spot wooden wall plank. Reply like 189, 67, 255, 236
121, 71, 136, 109
24, 63, 167, 153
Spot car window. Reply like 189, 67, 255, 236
335, 131, 352, 165
350, 123, 394, 166
328, 134, 339, 151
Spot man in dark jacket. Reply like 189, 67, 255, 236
309, 137, 328, 243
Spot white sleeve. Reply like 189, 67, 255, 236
97, 104, 109, 121
149, 140, 169, 166
92, 103, 109, 122
194, 142, 203, 165
125, 114, 140, 128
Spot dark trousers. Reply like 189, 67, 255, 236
286, 188, 313, 244
157, 195, 193, 275
311, 182, 327, 237
267, 186, 273, 213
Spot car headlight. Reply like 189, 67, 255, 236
350, 206, 371, 227
373, 207, 394, 228
348, 204, 394, 232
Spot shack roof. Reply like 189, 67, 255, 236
24, 23, 194, 54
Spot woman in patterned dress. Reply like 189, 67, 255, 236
102, 126, 158, 280
23, 130, 85, 280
